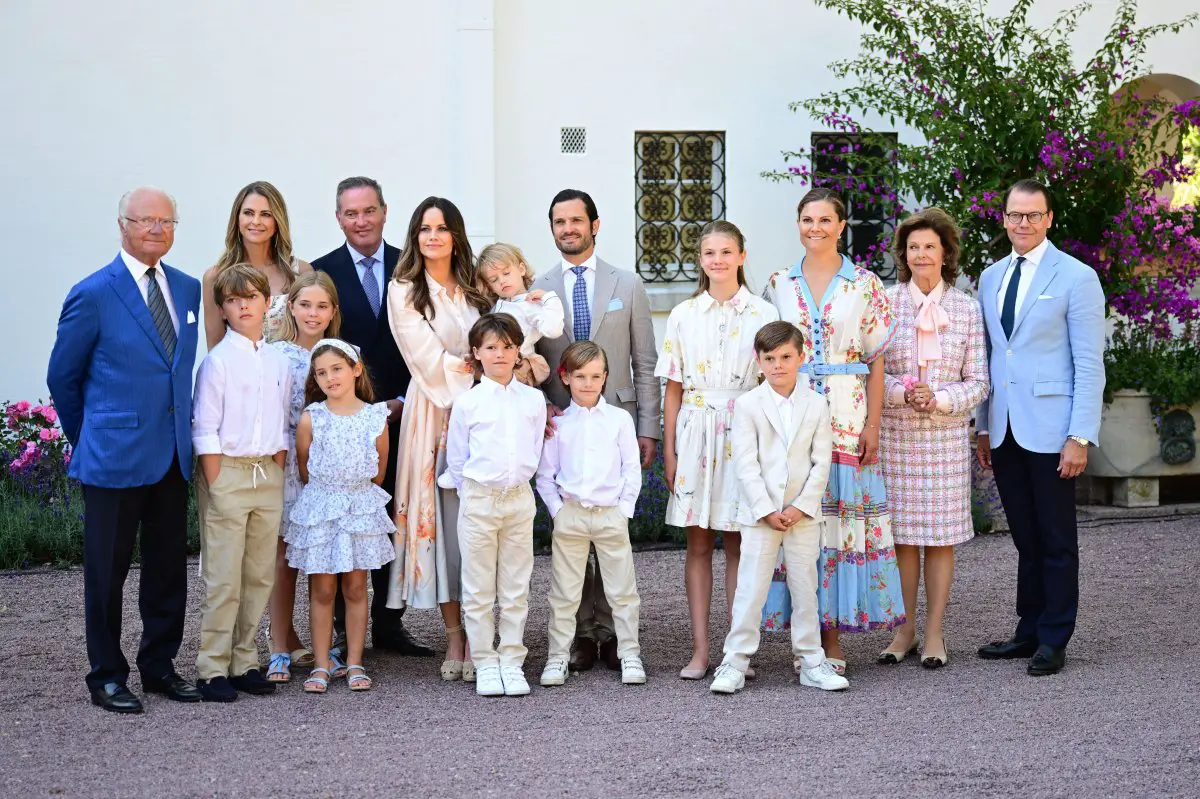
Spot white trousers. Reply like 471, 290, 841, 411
457, 479, 536, 668
721, 519, 824, 672
546, 501, 641, 660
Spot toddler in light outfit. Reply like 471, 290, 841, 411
476, 243, 564, 387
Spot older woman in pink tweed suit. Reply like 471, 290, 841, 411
877, 208, 989, 670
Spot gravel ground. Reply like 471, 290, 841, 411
1, 516, 1197, 798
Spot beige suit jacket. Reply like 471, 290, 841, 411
732, 381, 833, 527
533, 257, 662, 439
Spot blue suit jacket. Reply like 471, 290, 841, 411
47, 254, 201, 488
976, 241, 1106, 453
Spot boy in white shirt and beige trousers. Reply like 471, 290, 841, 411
710, 321, 848, 694
536, 340, 645, 687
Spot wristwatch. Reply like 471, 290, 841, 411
1068, 435, 1091, 447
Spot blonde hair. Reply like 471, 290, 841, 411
214, 181, 297, 292
476, 242, 534, 300
275, 271, 342, 344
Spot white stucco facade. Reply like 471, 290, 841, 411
2, 0, 1198, 401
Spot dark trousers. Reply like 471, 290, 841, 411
81, 459, 189, 689
991, 436, 1079, 649
335, 414, 404, 633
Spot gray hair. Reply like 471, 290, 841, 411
118, 186, 178, 218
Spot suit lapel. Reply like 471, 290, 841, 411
163, 264, 191, 367
760, 388, 787, 444
1010, 244, 1060, 339
589, 259, 617, 339
108, 257, 169, 363
981, 257, 1009, 345
375, 242, 400, 334
545, 267, 570, 340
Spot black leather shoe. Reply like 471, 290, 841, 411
599, 637, 621, 671
1027, 644, 1066, 676
229, 668, 277, 695
978, 637, 1039, 660
90, 682, 143, 714
568, 637, 598, 672
143, 673, 202, 702
374, 625, 435, 657
196, 676, 238, 703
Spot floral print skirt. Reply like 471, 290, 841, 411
664, 390, 748, 532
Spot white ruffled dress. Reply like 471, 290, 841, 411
285, 401, 397, 575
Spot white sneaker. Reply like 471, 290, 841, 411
799, 660, 850, 691
501, 666, 530, 696
475, 664, 504, 697
541, 658, 569, 687
621, 655, 647, 685
709, 663, 746, 694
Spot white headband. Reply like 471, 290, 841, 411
313, 338, 360, 363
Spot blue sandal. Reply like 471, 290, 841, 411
303, 668, 330, 694
329, 651, 349, 679
266, 652, 291, 683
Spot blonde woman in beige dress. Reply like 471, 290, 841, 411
386, 197, 492, 681
202, 181, 312, 349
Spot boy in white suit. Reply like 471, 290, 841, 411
710, 321, 847, 694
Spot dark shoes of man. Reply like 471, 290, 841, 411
599, 638, 621, 671
372, 623, 435, 657
142, 672, 202, 702
977, 637, 1039, 660
569, 637, 598, 672
978, 637, 1066, 675
1026, 644, 1066, 676
90, 682, 144, 714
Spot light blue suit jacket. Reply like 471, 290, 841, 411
47, 254, 201, 488
977, 241, 1105, 453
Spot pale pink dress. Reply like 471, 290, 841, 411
879, 281, 989, 546
386, 274, 479, 608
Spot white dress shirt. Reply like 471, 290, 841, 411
348, 241, 386, 298
770, 383, 798, 437
440, 375, 546, 490
493, 291, 566, 358
121, 248, 180, 332
561, 253, 597, 330
535, 396, 641, 519
996, 237, 1050, 317
192, 328, 292, 457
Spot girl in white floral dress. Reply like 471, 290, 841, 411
264, 272, 342, 683
657, 221, 779, 679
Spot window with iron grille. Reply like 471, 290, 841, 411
810, 131, 899, 282
634, 131, 726, 283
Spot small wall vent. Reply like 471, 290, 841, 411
560, 126, 587, 155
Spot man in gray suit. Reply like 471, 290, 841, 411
534, 189, 661, 671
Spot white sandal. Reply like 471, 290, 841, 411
441, 625, 465, 681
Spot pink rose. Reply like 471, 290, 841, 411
41, 407, 58, 423
39, 428, 61, 441
63, 451, 72, 466
14, 400, 31, 415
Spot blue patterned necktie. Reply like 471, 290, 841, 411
360, 256, 381, 317
1000, 256, 1025, 339
144, 267, 176, 359
571, 265, 590, 341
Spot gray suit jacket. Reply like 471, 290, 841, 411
533, 258, 662, 439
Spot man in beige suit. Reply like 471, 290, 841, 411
709, 321, 847, 694
533, 189, 661, 672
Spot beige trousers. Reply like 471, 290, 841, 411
457, 479, 536, 668
721, 519, 824, 673
195, 455, 283, 680
546, 501, 641, 660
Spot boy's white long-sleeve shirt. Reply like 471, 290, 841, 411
191, 328, 291, 457
439, 375, 546, 490
535, 397, 641, 519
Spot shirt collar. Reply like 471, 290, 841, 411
223, 326, 264, 351
1010, 237, 1050, 267
695, 285, 753, 314
786, 254, 858, 281
347, 240, 386, 267
769, 382, 800, 408
121, 247, 161, 279
478, 374, 517, 393
566, 395, 609, 415
561, 254, 597, 275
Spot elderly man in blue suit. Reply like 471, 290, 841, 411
48, 187, 203, 712
975, 179, 1105, 676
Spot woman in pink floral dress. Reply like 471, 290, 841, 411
761, 188, 904, 673
877, 208, 989, 669
657, 221, 779, 679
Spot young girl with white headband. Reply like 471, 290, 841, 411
285, 338, 396, 693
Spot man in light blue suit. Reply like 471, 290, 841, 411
974, 179, 1105, 676
48, 187, 203, 713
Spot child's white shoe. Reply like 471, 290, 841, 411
501, 666, 530, 696
475, 664, 504, 697
799, 660, 850, 691
620, 655, 647, 685
541, 658, 569, 687
709, 663, 746, 694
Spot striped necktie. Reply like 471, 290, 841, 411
144, 267, 177, 359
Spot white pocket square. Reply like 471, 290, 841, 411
187, 310, 197, 323
1037, 295, 1055, 300
607, 298, 624, 312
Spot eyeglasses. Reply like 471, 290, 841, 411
1004, 212, 1047, 225
123, 216, 178, 231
